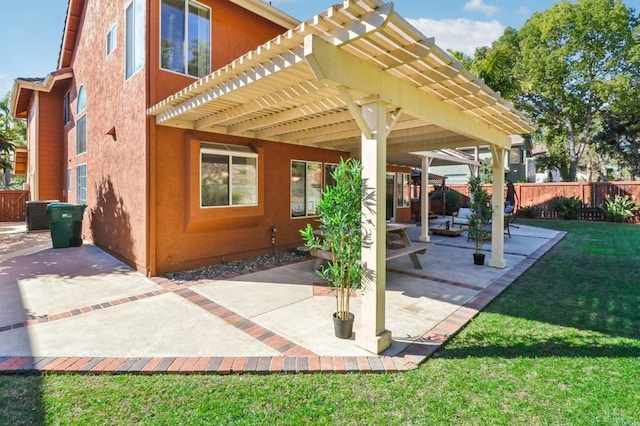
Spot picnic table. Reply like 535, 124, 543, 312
311, 223, 429, 269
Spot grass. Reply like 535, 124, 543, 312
2, 220, 640, 425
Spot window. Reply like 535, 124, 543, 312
67, 168, 72, 195
161, 0, 210, 78
76, 164, 87, 204
63, 91, 70, 125
76, 85, 87, 155
106, 24, 117, 56
324, 163, 338, 188
76, 86, 86, 114
291, 160, 322, 218
200, 144, 257, 207
397, 172, 411, 208
125, 0, 144, 79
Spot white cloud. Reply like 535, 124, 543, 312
516, 6, 530, 16
463, 0, 498, 16
408, 18, 505, 56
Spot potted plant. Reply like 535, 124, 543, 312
467, 176, 493, 265
300, 158, 365, 339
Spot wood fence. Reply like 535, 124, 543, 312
442, 182, 640, 221
0, 190, 29, 222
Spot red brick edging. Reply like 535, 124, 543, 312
0, 232, 565, 375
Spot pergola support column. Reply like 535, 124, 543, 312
356, 99, 392, 354
489, 145, 507, 269
420, 156, 433, 242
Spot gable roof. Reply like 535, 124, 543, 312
11, 68, 74, 119
148, 0, 534, 165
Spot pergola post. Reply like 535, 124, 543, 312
420, 156, 432, 242
356, 99, 392, 354
489, 146, 507, 269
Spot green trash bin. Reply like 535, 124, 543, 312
46, 203, 87, 248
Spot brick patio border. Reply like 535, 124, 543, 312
0, 232, 565, 375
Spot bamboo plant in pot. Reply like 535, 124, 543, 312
300, 158, 365, 339
467, 176, 493, 265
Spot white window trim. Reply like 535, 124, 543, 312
106, 23, 117, 56
290, 159, 324, 219
159, 0, 211, 78
63, 91, 70, 126
75, 163, 87, 205
125, 0, 144, 80
200, 144, 258, 209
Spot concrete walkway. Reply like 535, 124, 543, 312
0, 221, 564, 374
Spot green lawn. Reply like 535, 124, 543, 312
2, 221, 639, 425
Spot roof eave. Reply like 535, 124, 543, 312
11, 68, 74, 119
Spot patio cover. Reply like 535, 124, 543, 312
148, 0, 535, 354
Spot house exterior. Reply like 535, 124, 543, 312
12, 0, 534, 353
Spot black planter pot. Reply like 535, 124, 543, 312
333, 312, 355, 339
473, 253, 485, 265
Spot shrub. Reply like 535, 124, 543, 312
429, 189, 463, 215
601, 194, 640, 223
518, 205, 542, 219
551, 196, 583, 220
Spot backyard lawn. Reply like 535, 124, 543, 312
2, 220, 639, 425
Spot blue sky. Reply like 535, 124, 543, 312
1, 0, 638, 97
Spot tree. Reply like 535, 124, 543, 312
490, 0, 639, 181
0, 92, 26, 174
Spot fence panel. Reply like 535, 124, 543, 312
0, 190, 29, 222
440, 182, 640, 221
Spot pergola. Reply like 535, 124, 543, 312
148, 0, 535, 354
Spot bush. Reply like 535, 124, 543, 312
601, 194, 640, 223
551, 196, 583, 220
518, 205, 542, 219
429, 189, 463, 215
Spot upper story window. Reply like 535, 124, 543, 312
106, 24, 117, 56
125, 0, 144, 79
63, 91, 70, 125
76, 85, 87, 155
161, 0, 211, 78
200, 144, 257, 208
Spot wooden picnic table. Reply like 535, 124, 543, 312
311, 223, 429, 269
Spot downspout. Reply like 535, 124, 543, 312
145, 0, 156, 277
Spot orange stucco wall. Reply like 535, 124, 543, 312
62, 0, 149, 271
35, 89, 66, 201
153, 126, 347, 274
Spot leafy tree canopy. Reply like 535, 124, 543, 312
0, 92, 26, 171
474, 0, 639, 181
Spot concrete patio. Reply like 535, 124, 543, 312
0, 221, 564, 374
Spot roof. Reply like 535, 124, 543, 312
11, 68, 74, 119
148, 0, 535, 165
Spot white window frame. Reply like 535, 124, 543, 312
63, 91, 70, 125
397, 172, 411, 208
76, 163, 87, 205
106, 23, 117, 56
200, 144, 258, 208
291, 160, 324, 219
67, 168, 72, 195
125, 0, 144, 80
159, 0, 211, 78
76, 85, 87, 155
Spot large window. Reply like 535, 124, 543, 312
291, 160, 322, 218
76, 86, 87, 155
397, 172, 411, 208
125, 0, 144, 79
161, 0, 211, 78
200, 144, 257, 207
76, 164, 87, 205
